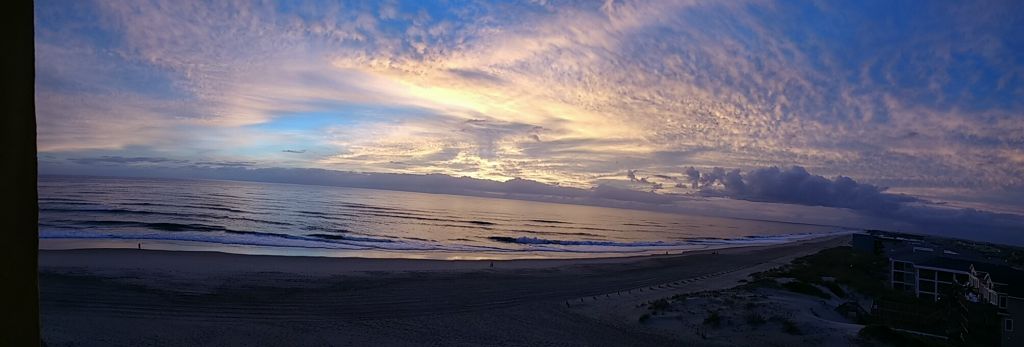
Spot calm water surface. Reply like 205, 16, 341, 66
38, 176, 848, 259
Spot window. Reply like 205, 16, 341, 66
1006, 319, 1013, 332
1000, 296, 1008, 308
894, 261, 906, 271
893, 272, 904, 282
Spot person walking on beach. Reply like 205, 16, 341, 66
138, 242, 141, 249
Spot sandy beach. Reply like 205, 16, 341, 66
40, 235, 850, 346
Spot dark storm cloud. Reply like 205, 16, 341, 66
678, 165, 1023, 241
698, 167, 727, 188
687, 166, 918, 213
281, 149, 306, 153
729, 166, 918, 214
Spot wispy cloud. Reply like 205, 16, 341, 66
69, 156, 188, 165
35, 0, 1024, 217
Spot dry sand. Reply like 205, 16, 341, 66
40, 236, 851, 346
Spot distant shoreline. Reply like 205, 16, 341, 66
38, 230, 852, 261
39, 235, 846, 271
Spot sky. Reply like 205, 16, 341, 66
34, 0, 1024, 243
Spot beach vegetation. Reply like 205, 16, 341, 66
822, 281, 846, 298
759, 246, 889, 297
639, 313, 651, 323
648, 299, 670, 311
781, 280, 829, 299
745, 312, 766, 326
768, 315, 801, 335
780, 318, 801, 335
702, 311, 721, 327
740, 277, 780, 290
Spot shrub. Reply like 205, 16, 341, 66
766, 246, 890, 298
823, 281, 847, 298
703, 311, 721, 327
739, 277, 780, 290
746, 312, 767, 326
649, 299, 670, 311
781, 319, 801, 335
782, 281, 830, 299
639, 313, 651, 323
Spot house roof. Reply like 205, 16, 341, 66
889, 247, 975, 271
914, 257, 978, 273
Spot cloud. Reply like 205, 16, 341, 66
697, 166, 918, 214
683, 166, 700, 189
626, 169, 639, 182
681, 165, 1023, 241
193, 161, 255, 167
33, 0, 1024, 219
592, 184, 672, 204
69, 156, 188, 165
281, 149, 307, 153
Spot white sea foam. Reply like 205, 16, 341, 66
40, 228, 852, 255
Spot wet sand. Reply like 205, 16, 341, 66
39, 235, 848, 346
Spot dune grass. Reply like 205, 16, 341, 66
781, 280, 830, 299
757, 246, 889, 298
703, 311, 721, 327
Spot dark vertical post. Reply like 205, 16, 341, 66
0, 0, 40, 345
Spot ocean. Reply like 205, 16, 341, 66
38, 176, 849, 259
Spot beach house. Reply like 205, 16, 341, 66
884, 242, 1023, 346
981, 266, 1024, 347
